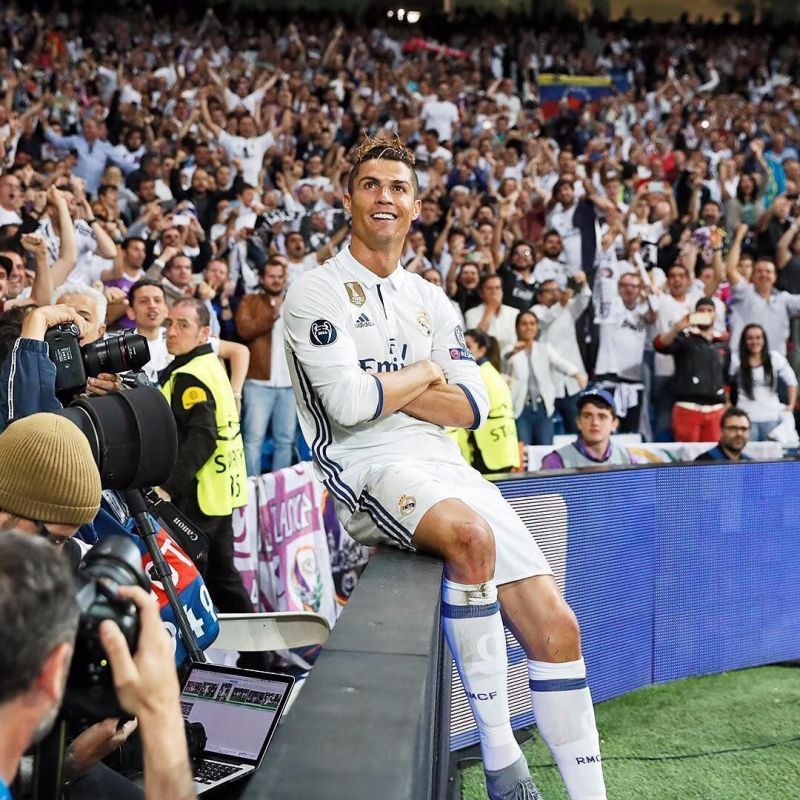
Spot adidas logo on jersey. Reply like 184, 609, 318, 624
355, 313, 374, 329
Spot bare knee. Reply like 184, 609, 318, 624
535, 605, 582, 662
444, 518, 495, 583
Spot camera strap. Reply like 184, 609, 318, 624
143, 490, 210, 565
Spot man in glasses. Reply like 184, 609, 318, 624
694, 407, 753, 461
498, 239, 536, 311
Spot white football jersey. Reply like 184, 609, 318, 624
283, 247, 489, 512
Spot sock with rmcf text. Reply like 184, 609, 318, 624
441, 578, 521, 772
528, 657, 606, 800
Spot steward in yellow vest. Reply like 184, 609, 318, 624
159, 299, 255, 622
161, 343, 248, 516
449, 329, 520, 474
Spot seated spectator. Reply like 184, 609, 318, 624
541, 388, 633, 469
507, 310, 586, 445
464, 273, 519, 361
450, 329, 519, 474
730, 323, 797, 441
693, 407, 752, 462
654, 297, 729, 442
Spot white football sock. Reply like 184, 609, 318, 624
442, 578, 520, 771
528, 658, 606, 799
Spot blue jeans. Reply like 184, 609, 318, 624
652, 375, 675, 442
516, 403, 554, 445
750, 419, 779, 442
242, 382, 298, 476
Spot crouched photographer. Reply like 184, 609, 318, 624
0, 532, 195, 800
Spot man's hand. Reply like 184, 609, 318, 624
21, 304, 89, 341
20, 233, 47, 260
100, 585, 194, 800
195, 280, 214, 301
86, 373, 123, 397
425, 359, 446, 387
103, 286, 127, 305
67, 717, 138, 775
99, 585, 181, 720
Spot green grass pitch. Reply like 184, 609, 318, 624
459, 666, 800, 799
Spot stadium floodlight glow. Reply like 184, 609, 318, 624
407, 10, 421, 22
397, 8, 405, 20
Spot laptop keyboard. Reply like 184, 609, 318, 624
195, 760, 242, 784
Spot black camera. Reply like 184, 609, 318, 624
62, 535, 151, 721
44, 323, 151, 401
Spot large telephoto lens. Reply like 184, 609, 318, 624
83, 332, 151, 377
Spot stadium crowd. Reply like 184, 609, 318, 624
1, 5, 799, 474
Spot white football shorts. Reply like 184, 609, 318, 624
340, 460, 552, 586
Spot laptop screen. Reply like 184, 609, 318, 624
180, 665, 293, 762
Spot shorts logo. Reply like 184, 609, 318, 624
355, 313, 374, 329
309, 319, 338, 347
344, 282, 366, 306
397, 494, 416, 516
416, 309, 432, 337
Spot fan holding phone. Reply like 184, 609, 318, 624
653, 297, 731, 442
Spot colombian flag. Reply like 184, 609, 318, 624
538, 74, 614, 119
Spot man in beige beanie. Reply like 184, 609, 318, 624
0, 412, 101, 550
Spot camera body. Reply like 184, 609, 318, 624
63, 535, 150, 721
44, 323, 151, 401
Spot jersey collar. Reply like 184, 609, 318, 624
341, 246, 406, 290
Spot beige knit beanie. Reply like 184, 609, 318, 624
0, 413, 101, 525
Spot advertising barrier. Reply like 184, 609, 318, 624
449, 461, 800, 749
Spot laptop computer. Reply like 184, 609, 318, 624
179, 662, 295, 794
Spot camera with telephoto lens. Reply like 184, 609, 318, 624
62, 534, 150, 721
44, 322, 151, 402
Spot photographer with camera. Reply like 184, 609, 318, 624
0, 532, 195, 800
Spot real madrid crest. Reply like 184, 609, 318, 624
416, 309, 432, 337
344, 281, 366, 307
397, 494, 416, 517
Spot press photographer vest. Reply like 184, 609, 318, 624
161, 352, 248, 516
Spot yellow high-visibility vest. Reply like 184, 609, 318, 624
162, 352, 248, 515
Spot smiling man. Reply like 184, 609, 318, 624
283, 137, 607, 800
541, 388, 633, 469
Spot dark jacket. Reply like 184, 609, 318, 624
654, 330, 730, 406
